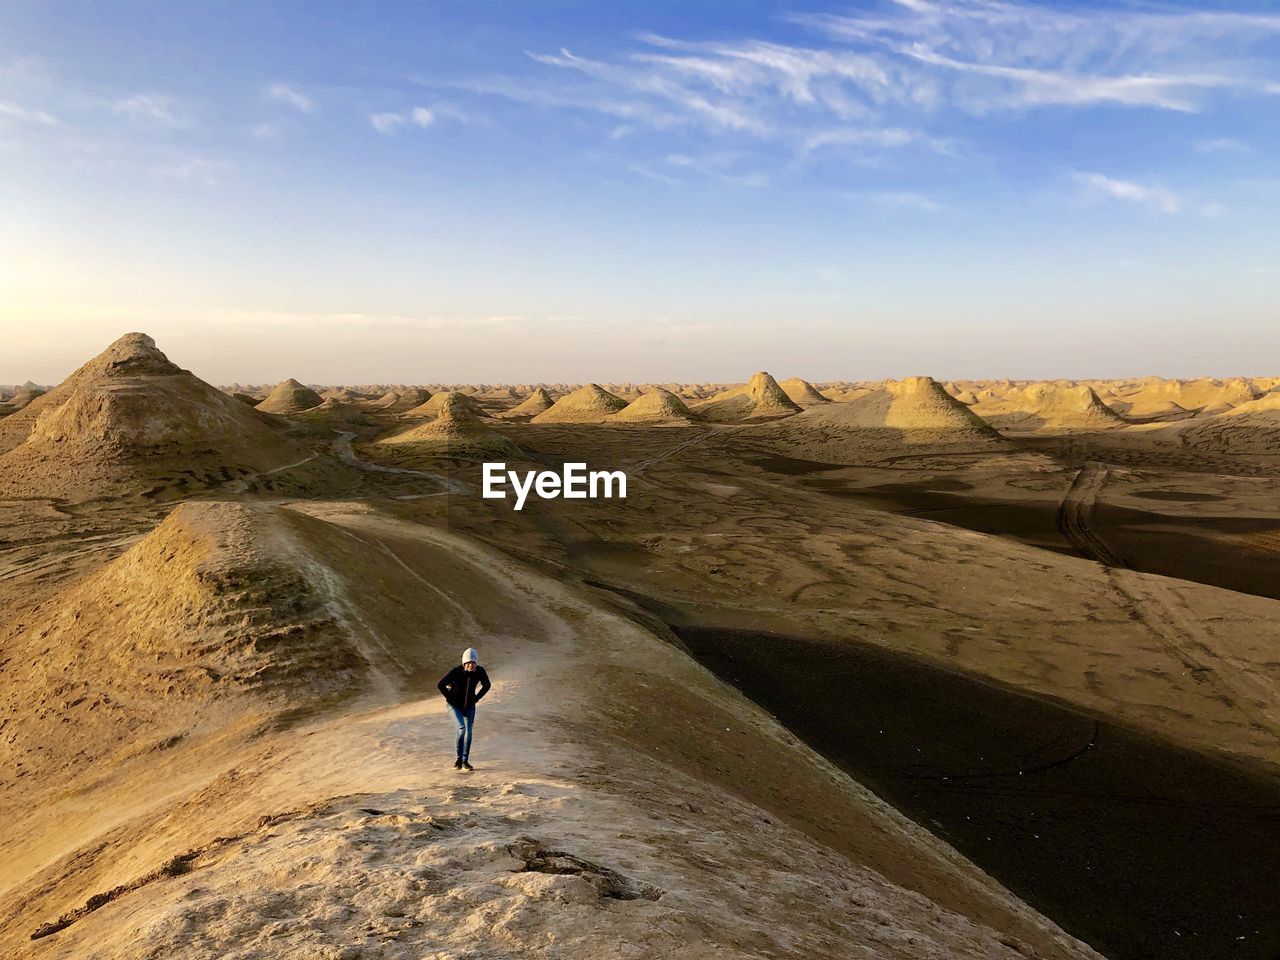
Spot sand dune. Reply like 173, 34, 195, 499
320, 388, 367, 403
749, 376, 1002, 463
822, 385, 874, 402
0, 502, 372, 791
974, 383, 1127, 431
0, 383, 46, 415
532, 383, 628, 423
368, 388, 432, 412
256, 379, 325, 415
0, 334, 323, 501
609, 387, 700, 424
378, 394, 522, 457
403, 390, 487, 419
1169, 391, 1280, 455
6, 347, 1280, 959
779, 376, 832, 407
1110, 397, 1192, 420
0, 504, 1100, 960
1123, 377, 1259, 414
499, 387, 555, 419
691, 371, 801, 422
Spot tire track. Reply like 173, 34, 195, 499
1055, 461, 1278, 744
1055, 462, 1126, 567
1112, 568, 1280, 745
630, 427, 723, 477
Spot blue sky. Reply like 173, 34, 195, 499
1, 0, 1277, 384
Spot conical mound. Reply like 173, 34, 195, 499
977, 383, 1126, 431
379, 395, 521, 457
748, 375, 1002, 463
383, 388, 432, 412
404, 390, 486, 419
609, 387, 700, 424
531, 384, 628, 423
0, 500, 417, 789
779, 377, 831, 407
691, 371, 802, 422
0, 334, 322, 501
257, 378, 324, 415
500, 387, 555, 419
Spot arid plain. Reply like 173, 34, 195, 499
2, 334, 1278, 960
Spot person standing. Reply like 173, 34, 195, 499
437, 647, 490, 771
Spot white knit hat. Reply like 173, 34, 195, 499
462, 647, 480, 665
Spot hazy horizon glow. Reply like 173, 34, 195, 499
1, 0, 1278, 385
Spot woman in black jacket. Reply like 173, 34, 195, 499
437, 647, 490, 771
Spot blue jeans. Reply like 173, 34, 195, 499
450, 705, 476, 761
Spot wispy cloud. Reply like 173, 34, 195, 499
370, 112, 405, 134
110, 93, 193, 129
801, 125, 953, 155
266, 82, 315, 113
628, 163, 681, 186
0, 100, 57, 126
152, 155, 229, 185
847, 190, 947, 213
1074, 172, 1183, 214
528, 46, 771, 134
665, 152, 768, 187
461, 0, 1279, 164
1193, 137, 1248, 153
369, 104, 458, 134
250, 121, 281, 141
796, 1, 1280, 112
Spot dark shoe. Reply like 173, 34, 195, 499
461, 760, 474, 771
453, 758, 463, 769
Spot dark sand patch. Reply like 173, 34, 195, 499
677, 626, 1280, 960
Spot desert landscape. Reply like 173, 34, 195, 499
1, 333, 1277, 960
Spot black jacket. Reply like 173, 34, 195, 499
438, 665, 491, 710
